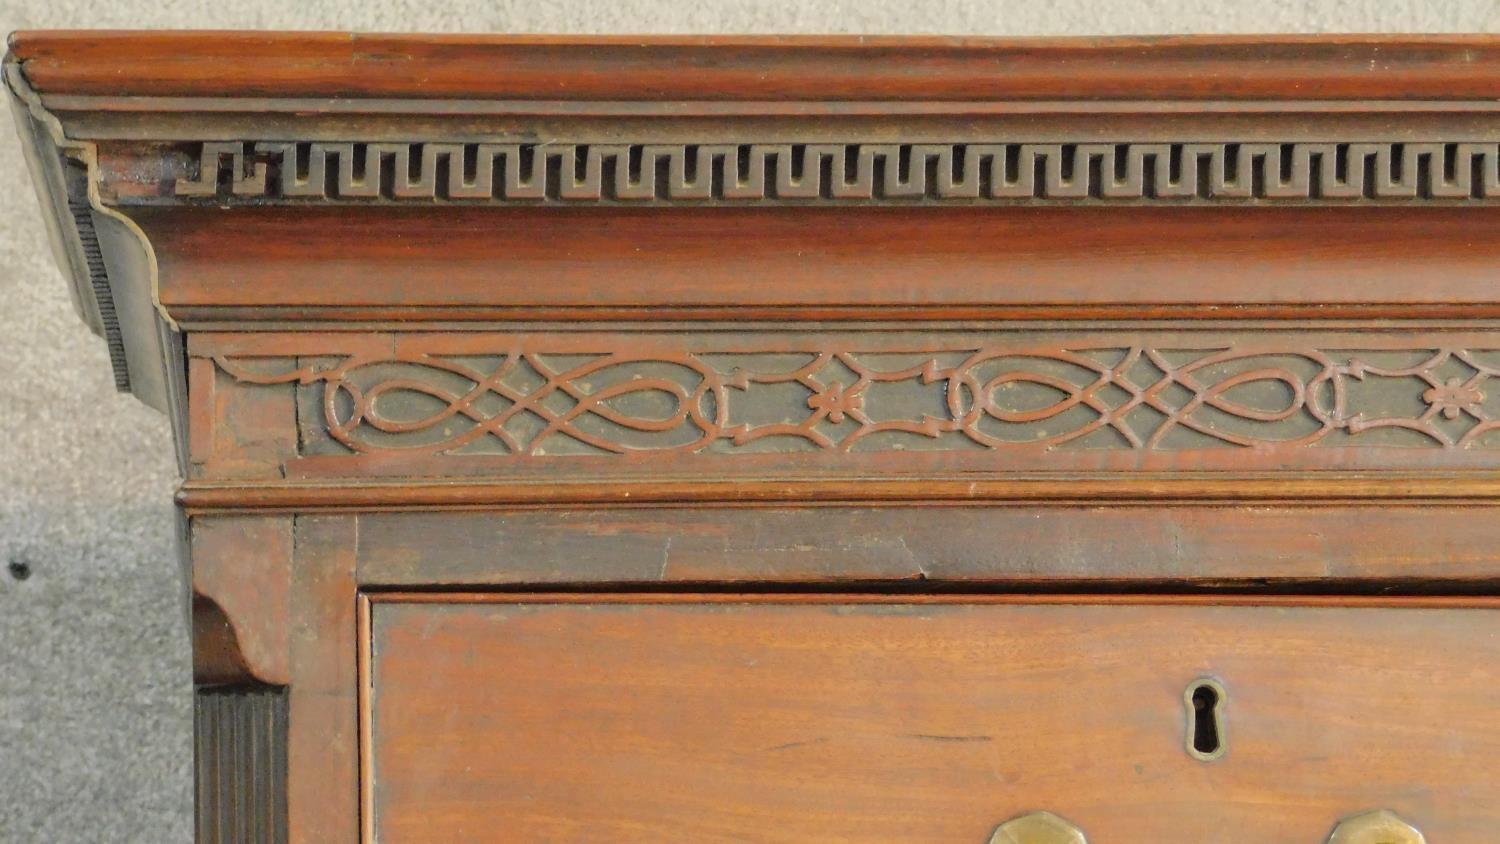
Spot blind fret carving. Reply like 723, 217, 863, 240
213, 344, 1500, 458
171, 141, 1500, 204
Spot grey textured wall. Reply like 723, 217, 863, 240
2, 1, 1499, 841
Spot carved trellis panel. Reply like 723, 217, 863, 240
189, 332, 1500, 478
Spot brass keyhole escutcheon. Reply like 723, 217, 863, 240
1185, 678, 1226, 761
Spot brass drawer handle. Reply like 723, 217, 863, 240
988, 811, 1087, 844
984, 809, 1422, 843
1327, 810, 1425, 844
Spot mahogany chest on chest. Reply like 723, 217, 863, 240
10, 30, 1500, 843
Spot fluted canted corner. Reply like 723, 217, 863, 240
1327, 810, 1425, 844
988, 811, 1087, 844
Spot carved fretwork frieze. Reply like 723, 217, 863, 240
207, 339, 1500, 462
156, 140, 1500, 205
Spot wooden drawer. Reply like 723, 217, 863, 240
365, 595, 1500, 843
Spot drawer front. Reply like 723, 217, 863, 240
366, 597, 1500, 843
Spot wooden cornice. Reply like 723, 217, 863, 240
11, 32, 1500, 102
11, 31, 1500, 438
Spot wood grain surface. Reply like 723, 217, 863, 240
368, 595, 1500, 842
286, 516, 359, 843
142, 206, 1500, 323
13, 33, 1500, 102
347, 505, 1500, 587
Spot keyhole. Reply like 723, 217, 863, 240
1185, 678, 1226, 761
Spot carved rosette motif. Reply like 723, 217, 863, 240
213, 344, 1500, 458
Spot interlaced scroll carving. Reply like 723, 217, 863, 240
214, 345, 1500, 457
173, 141, 1500, 204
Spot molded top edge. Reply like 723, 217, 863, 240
9, 30, 1500, 101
